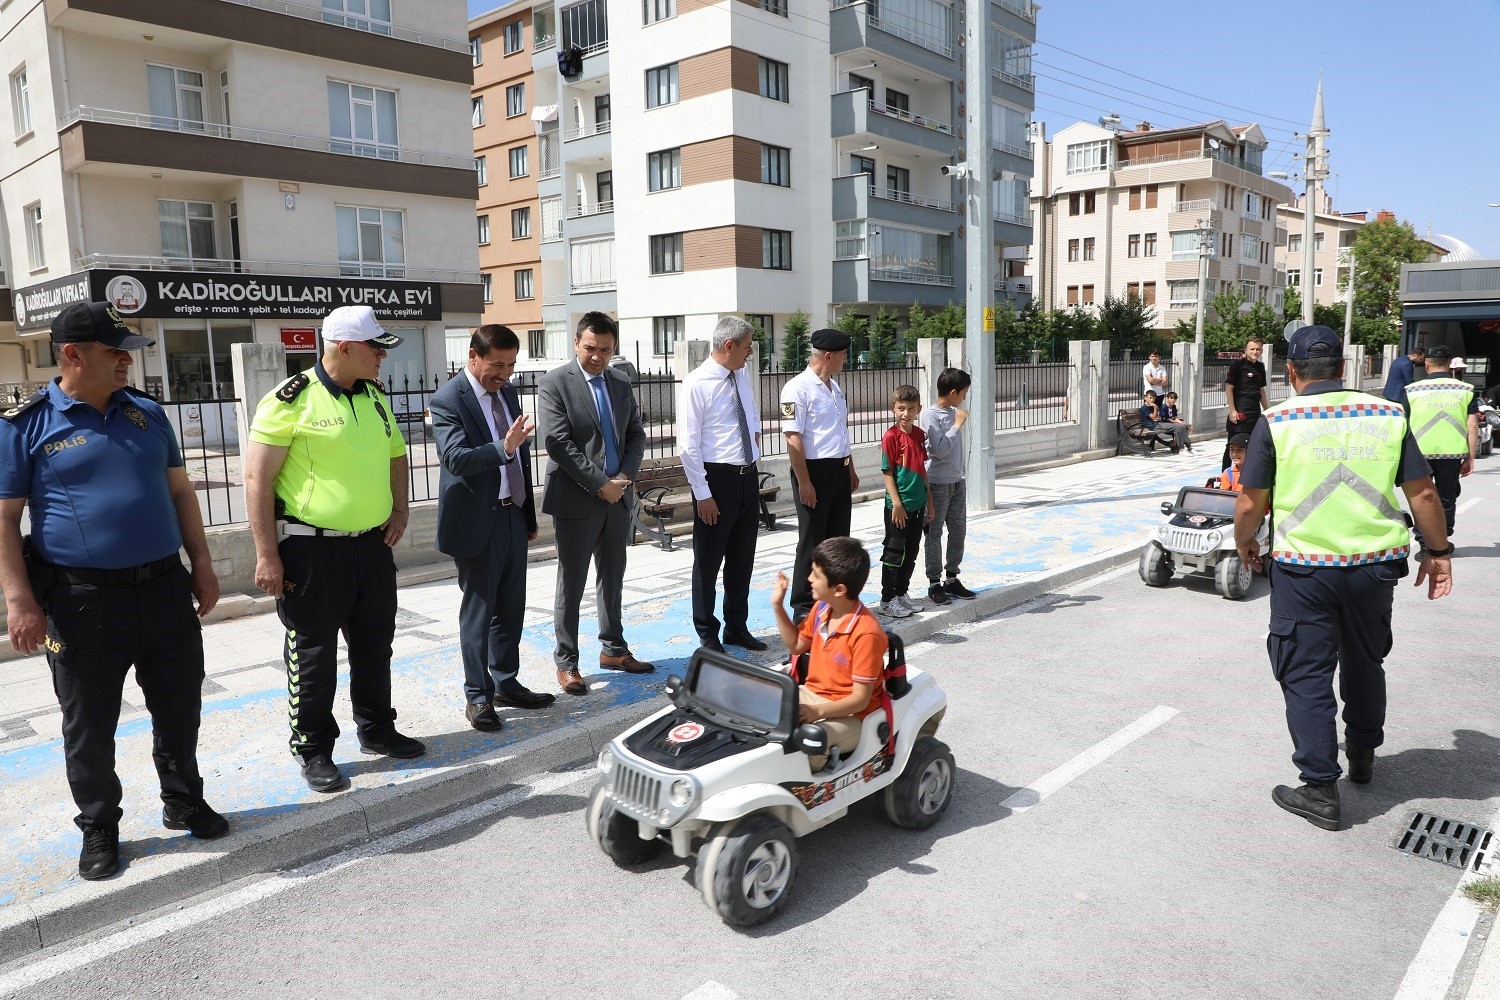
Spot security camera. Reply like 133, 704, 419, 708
941, 163, 970, 179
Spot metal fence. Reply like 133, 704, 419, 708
757, 364, 926, 458
1108, 359, 1167, 405
996, 362, 1074, 430
158, 398, 243, 526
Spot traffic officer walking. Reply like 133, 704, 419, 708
1403, 344, 1478, 549
781, 329, 858, 622
245, 305, 424, 794
0, 302, 225, 880
1233, 325, 1452, 832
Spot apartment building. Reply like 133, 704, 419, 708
0, 0, 481, 396
1274, 193, 1366, 308
471, 1, 545, 360
518, 0, 1037, 366
1031, 119, 1294, 336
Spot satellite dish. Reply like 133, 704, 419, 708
1208, 138, 1222, 150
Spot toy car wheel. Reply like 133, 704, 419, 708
883, 735, 955, 830
698, 815, 799, 927
1138, 542, 1173, 587
586, 781, 663, 867
1216, 553, 1253, 600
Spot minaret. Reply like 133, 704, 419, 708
1300, 78, 1329, 326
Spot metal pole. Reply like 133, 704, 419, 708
1193, 216, 1210, 346
963, 0, 995, 512
1342, 251, 1355, 341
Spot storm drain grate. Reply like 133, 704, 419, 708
1391, 811, 1493, 871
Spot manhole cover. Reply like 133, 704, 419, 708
926, 632, 966, 645
1391, 811, 1493, 871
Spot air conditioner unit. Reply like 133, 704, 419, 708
1012, 278, 1033, 296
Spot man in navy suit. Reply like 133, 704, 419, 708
430, 325, 555, 732
537, 312, 655, 695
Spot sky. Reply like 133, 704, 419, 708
467, 0, 1500, 258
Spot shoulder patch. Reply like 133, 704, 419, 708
781, 401, 797, 419
0, 390, 47, 422
364, 378, 385, 393
276, 372, 311, 403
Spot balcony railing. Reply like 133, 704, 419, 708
567, 200, 614, 219
994, 0, 1037, 21
534, 32, 556, 49
571, 279, 616, 292
562, 120, 611, 142
870, 266, 951, 286
997, 69, 1034, 91
1121, 147, 1241, 171
1171, 199, 1215, 214
830, 0, 953, 58
993, 139, 1029, 158
60, 107, 478, 171
993, 209, 1031, 226
869, 101, 951, 135
538, 134, 561, 179
222, 0, 468, 52
74, 253, 481, 284
870, 186, 954, 212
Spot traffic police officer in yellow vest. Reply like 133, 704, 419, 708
1403, 344, 1479, 549
1233, 325, 1453, 832
245, 305, 425, 794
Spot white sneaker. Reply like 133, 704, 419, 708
877, 600, 912, 619
898, 594, 925, 613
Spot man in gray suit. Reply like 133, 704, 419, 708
430, 325, 556, 732
537, 312, 655, 694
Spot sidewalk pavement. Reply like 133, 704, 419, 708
0, 445, 1224, 962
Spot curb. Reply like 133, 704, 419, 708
0, 541, 1141, 965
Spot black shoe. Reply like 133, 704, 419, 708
299, 754, 349, 793
466, 702, 503, 732
1272, 781, 1341, 831
927, 584, 952, 606
699, 638, 726, 654
494, 686, 556, 710
359, 731, 426, 759
944, 579, 977, 600
723, 630, 769, 651
163, 800, 229, 839
1345, 744, 1374, 785
78, 825, 120, 881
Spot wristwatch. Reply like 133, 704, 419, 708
1425, 542, 1455, 557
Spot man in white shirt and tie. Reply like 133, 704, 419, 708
680, 317, 767, 652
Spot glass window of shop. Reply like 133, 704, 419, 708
380, 328, 427, 423
161, 320, 253, 400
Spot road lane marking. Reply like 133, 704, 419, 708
1456, 497, 1482, 516
680, 982, 738, 1000
1001, 705, 1179, 815
0, 768, 595, 997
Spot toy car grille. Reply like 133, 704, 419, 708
1162, 527, 1216, 554
612, 761, 663, 815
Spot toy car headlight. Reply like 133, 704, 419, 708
1157, 525, 1170, 540
598, 747, 616, 775
1206, 530, 1223, 548
669, 778, 698, 808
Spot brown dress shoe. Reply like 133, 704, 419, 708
557, 668, 588, 695
600, 652, 656, 674
466, 703, 503, 732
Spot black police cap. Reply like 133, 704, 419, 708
810, 328, 850, 352
50, 302, 155, 350
1425, 344, 1454, 360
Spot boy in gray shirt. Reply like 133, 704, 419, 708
919, 368, 976, 605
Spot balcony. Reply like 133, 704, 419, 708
538, 133, 561, 181
561, 119, 612, 162
75, 253, 480, 285
828, 0, 955, 78
830, 90, 957, 158
833, 257, 954, 308
1165, 258, 1222, 283
831, 174, 954, 229
565, 199, 614, 239
991, 209, 1032, 246
1168, 202, 1221, 231
993, 0, 1037, 22
58, 106, 478, 199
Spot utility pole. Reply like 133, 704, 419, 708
1342, 251, 1355, 341
962, 0, 994, 511
1193, 216, 1212, 347
1299, 79, 1329, 328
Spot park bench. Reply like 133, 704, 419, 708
631, 458, 781, 551
1116, 409, 1177, 457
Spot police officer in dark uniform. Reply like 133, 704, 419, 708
1233, 325, 1452, 832
0, 302, 226, 880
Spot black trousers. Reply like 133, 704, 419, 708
43, 562, 205, 832
277, 531, 399, 760
455, 504, 528, 705
1420, 458, 1462, 542
880, 506, 925, 602
789, 457, 853, 620
1222, 410, 1262, 469
691, 463, 761, 643
1266, 560, 1399, 784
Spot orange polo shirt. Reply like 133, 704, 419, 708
798, 601, 887, 717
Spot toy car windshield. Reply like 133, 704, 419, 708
689, 655, 789, 732
1175, 488, 1239, 518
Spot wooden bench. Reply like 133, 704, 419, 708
1116, 409, 1176, 456
631, 458, 781, 551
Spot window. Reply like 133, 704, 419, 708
851, 154, 875, 180
1067, 239, 1079, 262
329, 80, 398, 158
1065, 139, 1108, 175
472, 96, 484, 127
990, 100, 1029, 153
1081, 284, 1094, 305
560, 0, 608, 50
506, 83, 526, 118
644, 0, 675, 24
336, 205, 404, 277
23, 201, 43, 270
648, 148, 681, 191
1314, 267, 1323, 287
1129, 185, 1141, 211
886, 165, 909, 195
541, 197, 563, 240
1144, 185, 1158, 209
509, 144, 529, 177
571, 237, 615, 290
746, 314, 773, 354
476, 155, 487, 186
1171, 231, 1200, 260
761, 144, 790, 186
1168, 280, 1198, 306
646, 63, 678, 108
514, 268, 535, 300
884, 88, 910, 114
1220, 233, 1233, 258
512, 206, 531, 239
763, 229, 791, 270
1068, 193, 1080, 216
159, 200, 217, 261
1142, 281, 1156, 306
504, 20, 524, 53
758, 58, 789, 102
477, 215, 490, 245
834, 219, 867, 259
1144, 232, 1157, 257
482, 273, 493, 303
653, 316, 684, 356
9, 65, 31, 137
1083, 237, 1095, 261
1084, 191, 1096, 214
1243, 192, 1261, 219
1288, 234, 1302, 252
1287, 269, 1301, 287
322, 0, 392, 33
528, 329, 547, 358
220, 69, 230, 127
1127, 234, 1140, 258
595, 93, 611, 126
470, 36, 483, 65
1314, 232, 1325, 251
147, 64, 206, 130
650, 233, 684, 274
849, 72, 874, 94
1241, 234, 1260, 262
596, 170, 613, 205
1065, 285, 1078, 306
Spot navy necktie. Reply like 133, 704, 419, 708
589, 375, 621, 477
490, 390, 527, 504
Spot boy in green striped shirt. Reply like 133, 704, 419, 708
878, 385, 935, 619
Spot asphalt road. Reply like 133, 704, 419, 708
3, 467, 1498, 1000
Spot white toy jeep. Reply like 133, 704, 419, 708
586, 637, 951, 927
1139, 485, 1267, 600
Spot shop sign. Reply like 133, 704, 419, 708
94, 269, 443, 322
13, 272, 92, 332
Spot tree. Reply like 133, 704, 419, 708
1174, 289, 1281, 354
1097, 295, 1157, 354
1048, 307, 1098, 344
1347, 216, 1430, 323
834, 310, 869, 366
781, 309, 811, 371
868, 307, 900, 368
747, 317, 772, 372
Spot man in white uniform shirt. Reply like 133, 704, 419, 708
780, 328, 857, 623
680, 317, 767, 652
